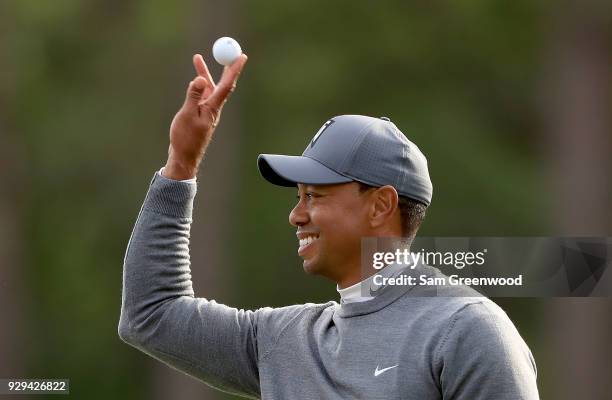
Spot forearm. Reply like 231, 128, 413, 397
118, 172, 197, 339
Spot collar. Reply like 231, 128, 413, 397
337, 262, 407, 304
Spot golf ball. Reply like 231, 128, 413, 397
212, 37, 242, 66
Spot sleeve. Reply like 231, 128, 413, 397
436, 301, 540, 400
118, 172, 261, 398
157, 166, 197, 183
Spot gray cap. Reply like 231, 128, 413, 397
257, 115, 433, 205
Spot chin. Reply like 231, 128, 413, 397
302, 257, 335, 281
302, 258, 320, 275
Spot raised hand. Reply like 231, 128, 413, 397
164, 53, 248, 180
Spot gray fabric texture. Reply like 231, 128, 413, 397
118, 172, 540, 400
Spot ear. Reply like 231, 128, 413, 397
369, 185, 399, 231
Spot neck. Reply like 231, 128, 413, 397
336, 265, 378, 289
336, 237, 412, 289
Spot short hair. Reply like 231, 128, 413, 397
357, 182, 427, 238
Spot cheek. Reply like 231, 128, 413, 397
314, 203, 370, 241
339, 199, 371, 230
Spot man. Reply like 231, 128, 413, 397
119, 53, 540, 399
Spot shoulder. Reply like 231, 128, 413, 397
395, 266, 517, 334
436, 298, 537, 376
445, 298, 525, 345
390, 290, 536, 372
434, 299, 540, 398
436, 298, 524, 350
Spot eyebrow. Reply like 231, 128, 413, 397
297, 185, 327, 194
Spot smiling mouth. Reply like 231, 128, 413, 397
298, 234, 319, 256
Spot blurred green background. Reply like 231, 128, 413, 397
1, 0, 611, 399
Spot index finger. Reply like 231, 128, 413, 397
193, 54, 215, 86
205, 53, 248, 110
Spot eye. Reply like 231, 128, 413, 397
295, 192, 316, 200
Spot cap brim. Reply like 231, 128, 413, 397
258, 154, 353, 187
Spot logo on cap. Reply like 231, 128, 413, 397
311, 119, 335, 147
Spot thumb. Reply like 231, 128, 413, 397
183, 76, 209, 110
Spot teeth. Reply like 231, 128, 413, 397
299, 235, 319, 247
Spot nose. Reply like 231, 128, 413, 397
289, 199, 309, 227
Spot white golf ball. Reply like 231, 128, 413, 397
212, 37, 242, 66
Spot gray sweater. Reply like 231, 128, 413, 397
118, 172, 540, 399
